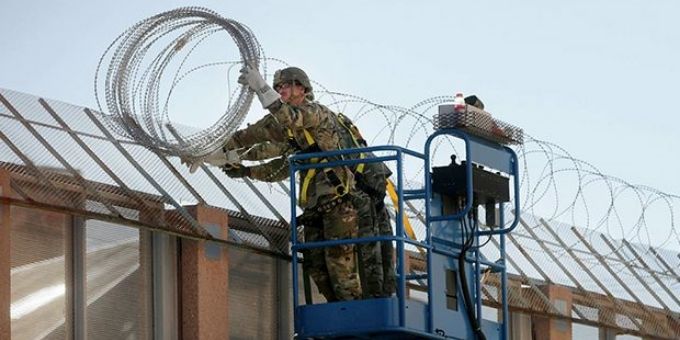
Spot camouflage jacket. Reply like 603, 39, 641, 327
241, 141, 392, 200
242, 143, 290, 183
224, 114, 286, 150
225, 102, 392, 200
226, 99, 353, 208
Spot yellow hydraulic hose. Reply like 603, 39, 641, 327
386, 179, 425, 256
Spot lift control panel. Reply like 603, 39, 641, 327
431, 156, 510, 205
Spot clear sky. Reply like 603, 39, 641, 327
1, 1, 679, 242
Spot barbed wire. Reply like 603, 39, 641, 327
94, 7, 263, 159
184, 70, 677, 258
313, 91, 680, 256
94, 8, 677, 265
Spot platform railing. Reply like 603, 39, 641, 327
289, 145, 427, 332
289, 132, 519, 338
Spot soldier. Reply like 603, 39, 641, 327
212, 66, 395, 299
231, 64, 365, 301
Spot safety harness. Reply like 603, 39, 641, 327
335, 113, 395, 199
335, 115, 422, 247
286, 112, 378, 207
335, 113, 368, 173
286, 128, 349, 206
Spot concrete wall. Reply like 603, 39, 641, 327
0, 170, 10, 340
180, 205, 230, 340
533, 284, 573, 340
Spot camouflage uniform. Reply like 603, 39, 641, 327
230, 99, 364, 301
226, 106, 395, 298
225, 114, 287, 152
331, 114, 396, 297
346, 159, 396, 298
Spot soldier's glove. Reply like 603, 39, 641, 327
222, 163, 251, 178
184, 148, 240, 174
238, 62, 280, 109
181, 157, 204, 174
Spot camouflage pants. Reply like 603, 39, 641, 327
373, 197, 396, 297
302, 200, 362, 302
351, 192, 385, 298
356, 169, 396, 298
302, 190, 395, 300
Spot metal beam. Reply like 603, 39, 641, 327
649, 247, 680, 283
0, 94, 123, 217
516, 218, 591, 320
488, 234, 562, 316
538, 219, 651, 331
620, 239, 680, 319
38, 99, 162, 215
600, 235, 672, 312
83, 108, 208, 237
196, 165, 287, 253
0, 129, 60, 195
521, 218, 587, 291
569, 226, 660, 334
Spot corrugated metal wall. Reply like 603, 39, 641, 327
84, 220, 151, 340
10, 206, 68, 340
9, 207, 152, 340
228, 247, 327, 340
229, 247, 280, 339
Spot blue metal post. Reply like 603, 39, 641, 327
423, 139, 433, 334
500, 206, 509, 340
289, 165, 300, 327
475, 218, 482, 327
396, 149, 406, 327
424, 129, 476, 334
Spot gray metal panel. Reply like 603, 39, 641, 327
0, 116, 64, 169
77, 135, 162, 196
41, 97, 107, 138
0, 89, 60, 126
468, 135, 513, 174
31, 125, 119, 186
119, 143, 204, 204
204, 224, 222, 260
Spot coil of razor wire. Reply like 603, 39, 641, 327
94, 6, 263, 159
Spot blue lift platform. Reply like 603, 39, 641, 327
288, 116, 521, 339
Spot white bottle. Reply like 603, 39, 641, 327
453, 92, 466, 112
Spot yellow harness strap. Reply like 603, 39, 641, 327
292, 128, 349, 205
386, 179, 425, 256
300, 169, 315, 206
336, 114, 366, 174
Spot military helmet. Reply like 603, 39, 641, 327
273, 67, 313, 93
